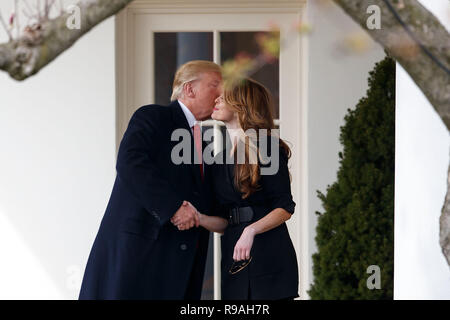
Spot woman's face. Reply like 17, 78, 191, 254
211, 94, 236, 123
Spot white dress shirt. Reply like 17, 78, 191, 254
178, 100, 198, 133
178, 100, 203, 174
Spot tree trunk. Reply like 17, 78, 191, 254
441, 151, 450, 266
333, 0, 450, 266
333, 0, 450, 129
0, 0, 134, 80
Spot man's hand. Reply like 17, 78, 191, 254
170, 201, 200, 231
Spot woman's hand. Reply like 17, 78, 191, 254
233, 226, 256, 261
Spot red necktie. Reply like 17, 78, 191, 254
192, 123, 204, 181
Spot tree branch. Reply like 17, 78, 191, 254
333, 0, 450, 267
333, 0, 450, 130
0, 42, 13, 70
0, 10, 13, 42
441, 157, 450, 266
0, 0, 134, 80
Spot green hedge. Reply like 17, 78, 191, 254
309, 56, 395, 299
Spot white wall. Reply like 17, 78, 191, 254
394, 0, 450, 300
0, 2, 115, 299
306, 0, 386, 295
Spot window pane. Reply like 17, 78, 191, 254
154, 32, 213, 106
220, 32, 280, 118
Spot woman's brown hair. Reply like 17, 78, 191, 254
223, 78, 291, 199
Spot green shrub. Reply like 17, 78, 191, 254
308, 56, 395, 299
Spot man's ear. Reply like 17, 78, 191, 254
184, 82, 196, 98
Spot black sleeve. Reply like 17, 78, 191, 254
208, 162, 229, 220
260, 146, 296, 214
116, 106, 184, 226
212, 199, 229, 220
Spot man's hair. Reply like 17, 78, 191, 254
170, 60, 222, 101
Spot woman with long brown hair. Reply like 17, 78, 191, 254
176, 77, 299, 300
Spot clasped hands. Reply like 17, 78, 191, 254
170, 200, 255, 261
170, 200, 201, 231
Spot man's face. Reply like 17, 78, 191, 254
191, 72, 222, 120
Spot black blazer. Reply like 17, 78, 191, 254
79, 101, 212, 300
211, 142, 299, 300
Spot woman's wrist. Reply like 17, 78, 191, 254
244, 225, 257, 237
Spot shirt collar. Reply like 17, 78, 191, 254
178, 100, 197, 129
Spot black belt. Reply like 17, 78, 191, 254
228, 206, 254, 226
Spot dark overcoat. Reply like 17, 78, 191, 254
79, 101, 212, 300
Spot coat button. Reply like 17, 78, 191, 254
180, 244, 187, 251
150, 210, 160, 222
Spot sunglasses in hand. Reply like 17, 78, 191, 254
229, 256, 252, 275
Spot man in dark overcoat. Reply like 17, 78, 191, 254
79, 60, 222, 299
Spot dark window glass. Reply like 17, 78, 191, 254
154, 32, 213, 105
220, 32, 280, 118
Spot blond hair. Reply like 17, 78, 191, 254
170, 60, 222, 101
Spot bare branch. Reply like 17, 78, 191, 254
15, 0, 19, 39
0, 11, 13, 42
44, 0, 55, 19
333, 0, 450, 129
45, 0, 49, 18
22, 8, 32, 19
441, 158, 450, 266
0, 0, 134, 81
0, 42, 14, 70
23, 0, 33, 12
37, 0, 41, 22
49, 0, 57, 16
21, 1, 35, 26
59, 0, 64, 15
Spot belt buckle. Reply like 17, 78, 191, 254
230, 208, 239, 225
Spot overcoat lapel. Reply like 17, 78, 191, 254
169, 101, 203, 189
